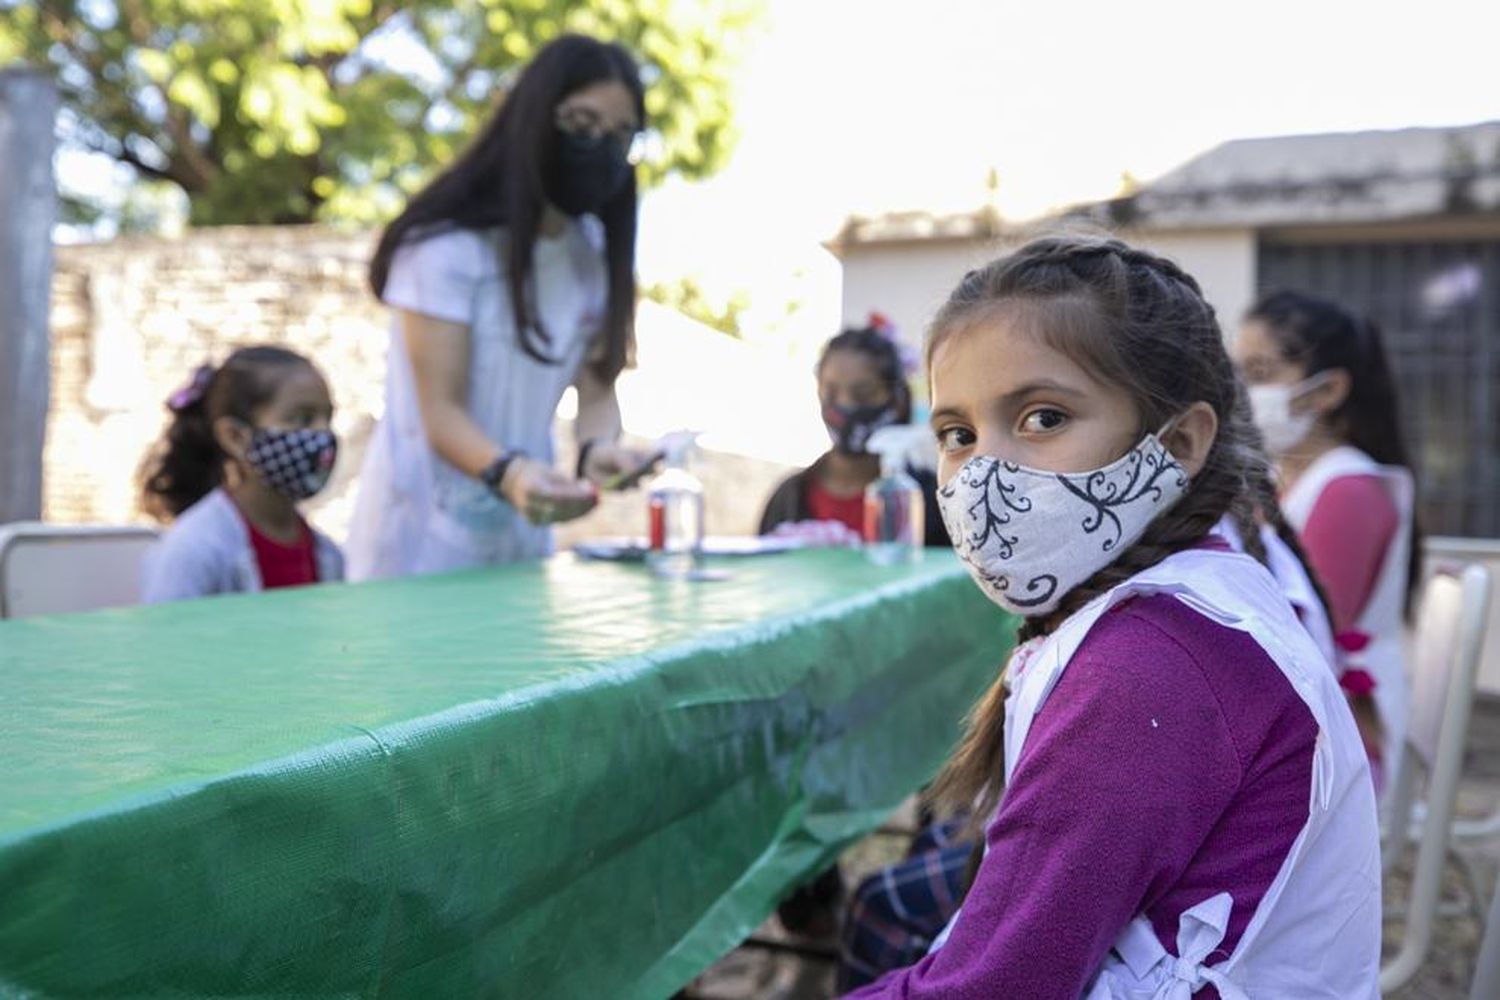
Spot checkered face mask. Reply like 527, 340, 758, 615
245, 428, 338, 501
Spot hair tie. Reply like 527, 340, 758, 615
167, 364, 215, 412
866, 311, 920, 378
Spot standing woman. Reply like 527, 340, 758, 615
1236, 290, 1421, 791
349, 35, 653, 579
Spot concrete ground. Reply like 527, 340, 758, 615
682, 698, 1500, 1000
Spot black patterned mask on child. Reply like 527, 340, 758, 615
245, 428, 338, 501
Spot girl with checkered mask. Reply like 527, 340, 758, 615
139, 346, 344, 603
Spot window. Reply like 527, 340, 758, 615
1258, 239, 1500, 538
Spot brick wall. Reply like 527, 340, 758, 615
44, 226, 795, 547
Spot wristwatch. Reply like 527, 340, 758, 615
479, 450, 525, 496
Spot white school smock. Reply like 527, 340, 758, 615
1281, 444, 1414, 794
346, 219, 607, 580
141, 488, 344, 603
1216, 515, 1337, 667
933, 547, 1382, 998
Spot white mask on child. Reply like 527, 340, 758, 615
1246, 373, 1329, 455
937, 431, 1190, 616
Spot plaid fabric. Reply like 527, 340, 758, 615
837, 819, 974, 993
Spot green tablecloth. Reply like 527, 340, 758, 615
0, 548, 1012, 998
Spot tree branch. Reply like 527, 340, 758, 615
115, 0, 222, 189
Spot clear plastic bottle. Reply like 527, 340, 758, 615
864, 426, 927, 565
646, 432, 705, 579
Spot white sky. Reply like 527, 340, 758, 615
636, 0, 1500, 322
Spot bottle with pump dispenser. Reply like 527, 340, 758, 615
863, 426, 927, 564
646, 431, 705, 579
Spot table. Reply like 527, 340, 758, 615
0, 549, 1012, 998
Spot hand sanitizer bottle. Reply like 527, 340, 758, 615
646, 431, 705, 579
864, 426, 927, 565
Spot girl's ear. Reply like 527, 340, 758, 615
213, 416, 253, 464
1302, 368, 1352, 417
1162, 401, 1218, 478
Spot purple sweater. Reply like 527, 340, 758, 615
847, 593, 1316, 1000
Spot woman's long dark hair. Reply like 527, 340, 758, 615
1248, 290, 1423, 615
141, 347, 314, 521
369, 34, 643, 384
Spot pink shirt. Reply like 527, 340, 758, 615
1299, 474, 1399, 632
847, 593, 1316, 1000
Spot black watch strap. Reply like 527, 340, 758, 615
480, 450, 524, 494
576, 439, 599, 481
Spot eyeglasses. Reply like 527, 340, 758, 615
554, 105, 646, 165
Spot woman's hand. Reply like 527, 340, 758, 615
581, 441, 660, 491
499, 457, 598, 524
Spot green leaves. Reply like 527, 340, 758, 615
3, 0, 761, 226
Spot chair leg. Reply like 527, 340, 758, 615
1471, 869, 1500, 1000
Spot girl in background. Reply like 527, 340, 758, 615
141, 346, 342, 602
1237, 290, 1419, 789
760, 314, 949, 548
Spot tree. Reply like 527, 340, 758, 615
642, 275, 749, 338
1, 0, 759, 225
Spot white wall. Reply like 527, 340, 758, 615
838, 240, 1001, 355
1124, 228, 1258, 331
839, 227, 1258, 355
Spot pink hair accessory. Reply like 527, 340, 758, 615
866, 311, 920, 377
167, 364, 215, 412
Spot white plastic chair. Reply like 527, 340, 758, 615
1471, 868, 1500, 1000
1380, 563, 1492, 994
0, 521, 159, 619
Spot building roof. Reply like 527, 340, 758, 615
836, 121, 1500, 247
826, 205, 1003, 256
1067, 121, 1500, 230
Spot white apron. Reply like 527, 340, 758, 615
1216, 516, 1336, 668
346, 220, 606, 580
1281, 445, 1414, 791
935, 548, 1382, 998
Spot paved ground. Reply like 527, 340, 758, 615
682, 698, 1500, 999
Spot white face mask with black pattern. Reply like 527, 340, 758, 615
936, 429, 1190, 616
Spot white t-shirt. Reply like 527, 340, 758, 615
346, 219, 607, 580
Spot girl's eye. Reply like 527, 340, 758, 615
936, 426, 976, 453
1020, 408, 1068, 434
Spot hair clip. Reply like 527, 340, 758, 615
167, 363, 215, 412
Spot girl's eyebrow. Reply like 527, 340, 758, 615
929, 378, 1089, 427
928, 405, 965, 428
1000, 378, 1088, 405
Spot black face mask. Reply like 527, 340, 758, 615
822, 401, 901, 455
245, 427, 338, 501
548, 128, 632, 217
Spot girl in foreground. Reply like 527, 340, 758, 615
846, 237, 1380, 999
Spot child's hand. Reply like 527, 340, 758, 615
501, 458, 599, 524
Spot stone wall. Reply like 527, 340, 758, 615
44, 226, 795, 547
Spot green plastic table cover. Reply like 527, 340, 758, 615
0, 548, 1013, 999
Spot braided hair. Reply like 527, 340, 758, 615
925, 235, 1327, 830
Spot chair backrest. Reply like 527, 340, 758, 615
1380, 563, 1492, 994
0, 522, 160, 619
